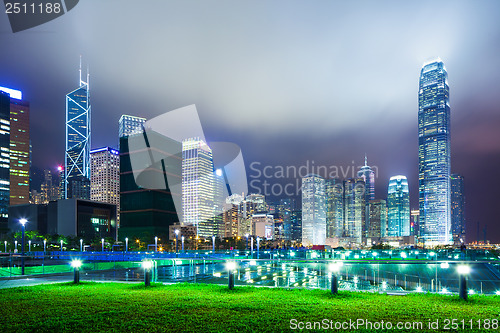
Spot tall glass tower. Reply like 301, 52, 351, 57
182, 137, 217, 238
301, 174, 326, 246
65, 62, 91, 199
450, 173, 466, 243
325, 178, 343, 238
387, 175, 410, 237
418, 59, 452, 245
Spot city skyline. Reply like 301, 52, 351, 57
1, 1, 499, 242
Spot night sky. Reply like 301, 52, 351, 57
1, 0, 499, 242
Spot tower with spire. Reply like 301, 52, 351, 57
64, 57, 91, 199
357, 155, 375, 238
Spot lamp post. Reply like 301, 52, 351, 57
212, 235, 216, 253
181, 236, 185, 252
4, 241, 6, 253
101, 238, 104, 252
15, 240, 18, 251
257, 237, 260, 258
251, 236, 254, 256
43, 239, 46, 253
125, 237, 128, 252
226, 261, 237, 289
19, 218, 27, 275
457, 265, 471, 301
142, 260, 153, 287
28, 240, 31, 252
60, 239, 63, 252
71, 259, 82, 283
175, 230, 179, 253
155, 236, 158, 252
329, 261, 343, 294
80, 239, 83, 252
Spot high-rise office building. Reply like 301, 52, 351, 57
41, 169, 60, 203
343, 178, 365, 244
368, 199, 387, 238
223, 193, 243, 238
277, 197, 295, 241
410, 209, 419, 237
357, 155, 375, 237
119, 131, 181, 241
290, 210, 302, 243
301, 174, 326, 246
418, 59, 452, 245
357, 155, 375, 201
119, 115, 146, 138
6, 89, 30, 206
0, 91, 10, 233
325, 178, 343, 238
65, 64, 91, 199
387, 175, 410, 237
182, 137, 218, 238
450, 173, 466, 243
90, 147, 120, 227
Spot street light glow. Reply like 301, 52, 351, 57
71, 259, 82, 268
19, 218, 27, 226
142, 260, 153, 270
457, 265, 471, 275
328, 261, 343, 272
226, 261, 237, 271
440, 262, 450, 269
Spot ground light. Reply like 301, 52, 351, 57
457, 265, 471, 301
71, 259, 82, 283
328, 261, 343, 294
142, 260, 153, 287
226, 261, 237, 290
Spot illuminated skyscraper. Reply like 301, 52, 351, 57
277, 197, 295, 241
301, 174, 326, 246
418, 59, 452, 245
0, 91, 10, 233
357, 155, 375, 236
65, 62, 91, 199
343, 178, 365, 244
90, 147, 120, 227
450, 173, 466, 243
6, 89, 30, 206
182, 137, 217, 238
357, 155, 375, 201
387, 175, 410, 237
325, 178, 343, 238
119, 115, 146, 138
368, 199, 387, 238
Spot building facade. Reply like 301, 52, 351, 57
418, 59, 452, 245
0, 91, 10, 233
182, 138, 218, 238
325, 178, 343, 238
90, 147, 120, 227
290, 210, 302, 243
368, 199, 387, 238
343, 178, 365, 244
387, 175, 410, 237
119, 115, 146, 138
450, 173, 466, 243
119, 131, 181, 241
8, 94, 30, 206
301, 174, 326, 246
65, 66, 91, 199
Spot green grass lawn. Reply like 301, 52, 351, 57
1, 283, 499, 332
